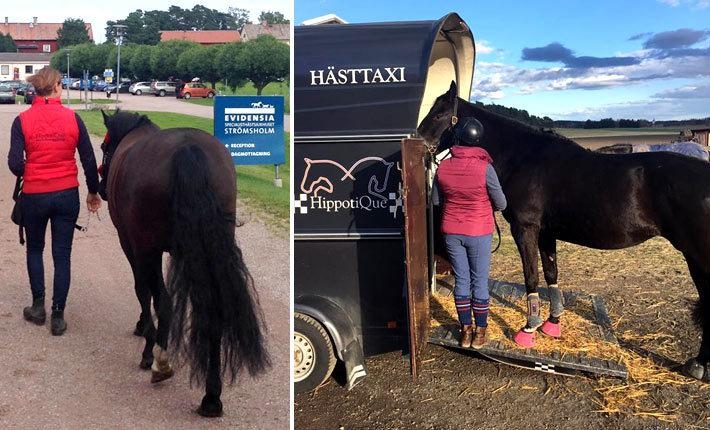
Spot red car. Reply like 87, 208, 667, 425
178, 82, 215, 99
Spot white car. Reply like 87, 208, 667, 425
129, 81, 152, 95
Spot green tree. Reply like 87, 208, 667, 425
129, 45, 154, 80
258, 11, 289, 24
215, 41, 246, 90
107, 5, 238, 40
106, 11, 160, 46
56, 18, 91, 48
234, 35, 288, 94
0, 33, 16, 52
228, 7, 252, 31
106, 44, 136, 81
176, 45, 222, 86
150, 40, 198, 80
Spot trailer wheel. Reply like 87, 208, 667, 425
294, 313, 336, 393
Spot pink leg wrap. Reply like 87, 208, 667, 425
513, 329, 536, 348
540, 320, 561, 338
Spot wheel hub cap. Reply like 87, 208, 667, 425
293, 331, 315, 382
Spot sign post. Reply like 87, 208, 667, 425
214, 96, 285, 185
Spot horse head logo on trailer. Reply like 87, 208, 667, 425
295, 156, 403, 218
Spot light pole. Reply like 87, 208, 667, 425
64, 48, 72, 105
112, 24, 127, 109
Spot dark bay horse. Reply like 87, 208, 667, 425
99, 110, 270, 416
418, 82, 710, 382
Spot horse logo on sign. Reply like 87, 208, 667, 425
294, 157, 402, 217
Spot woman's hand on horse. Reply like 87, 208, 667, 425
87, 193, 102, 213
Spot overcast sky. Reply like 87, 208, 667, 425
296, 0, 709, 121
8, 0, 291, 43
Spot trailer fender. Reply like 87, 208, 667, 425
295, 296, 368, 389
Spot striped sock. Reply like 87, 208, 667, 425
454, 295, 472, 325
472, 298, 489, 328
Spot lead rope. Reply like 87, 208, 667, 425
76, 210, 101, 232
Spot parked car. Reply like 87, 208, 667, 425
61, 77, 75, 89
151, 81, 177, 97
0, 84, 15, 104
178, 82, 215, 99
105, 82, 130, 94
79, 79, 95, 91
129, 81, 151, 95
24, 85, 35, 104
93, 80, 109, 92
15, 82, 29, 95
2, 80, 23, 91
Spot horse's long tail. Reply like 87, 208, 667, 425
166, 144, 270, 384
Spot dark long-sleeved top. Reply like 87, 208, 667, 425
8, 113, 99, 194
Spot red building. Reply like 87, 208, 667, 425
159, 30, 240, 46
0, 17, 93, 53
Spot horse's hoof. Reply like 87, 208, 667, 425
151, 367, 174, 383
139, 357, 153, 370
513, 329, 536, 348
540, 320, 561, 338
133, 319, 146, 336
197, 396, 223, 418
682, 358, 709, 381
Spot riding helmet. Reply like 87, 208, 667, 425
453, 117, 484, 146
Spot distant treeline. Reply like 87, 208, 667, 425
478, 101, 710, 129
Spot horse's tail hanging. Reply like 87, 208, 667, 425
165, 145, 270, 385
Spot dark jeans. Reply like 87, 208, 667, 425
444, 233, 492, 301
22, 188, 80, 311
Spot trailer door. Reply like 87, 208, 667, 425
401, 138, 430, 380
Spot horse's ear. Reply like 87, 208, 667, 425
101, 109, 109, 125
448, 81, 458, 100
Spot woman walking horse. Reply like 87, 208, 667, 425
98, 110, 269, 416
418, 82, 710, 382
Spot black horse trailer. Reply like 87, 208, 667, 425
293, 13, 627, 394
293, 13, 475, 393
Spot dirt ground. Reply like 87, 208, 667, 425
295, 212, 710, 430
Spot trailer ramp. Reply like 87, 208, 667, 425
428, 279, 628, 379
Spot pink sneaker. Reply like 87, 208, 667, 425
513, 329, 536, 348
541, 320, 561, 338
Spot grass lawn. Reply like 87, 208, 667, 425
76, 110, 290, 230
182, 81, 290, 113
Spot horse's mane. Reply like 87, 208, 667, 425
463, 100, 582, 149
106, 111, 155, 148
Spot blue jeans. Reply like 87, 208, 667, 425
445, 233, 492, 302
22, 188, 80, 311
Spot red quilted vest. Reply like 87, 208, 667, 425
436, 146, 495, 236
19, 97, 80, 194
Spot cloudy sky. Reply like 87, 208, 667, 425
8, 0, 291, 43
295, 0, 709, 121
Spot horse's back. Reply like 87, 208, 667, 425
112, 127, 236, 249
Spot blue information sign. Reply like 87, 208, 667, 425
214, 95, 285, 165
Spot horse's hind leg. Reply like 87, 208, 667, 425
510, 222, 543, 347
148, 258, 174, 384
683, 255, 710, 381
539, 231, 563, 338
197, 336, 223, 417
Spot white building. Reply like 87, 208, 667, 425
0, 53, 52, 81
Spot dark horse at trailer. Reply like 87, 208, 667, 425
98, 111, 270, 416
417, 82, 710, 382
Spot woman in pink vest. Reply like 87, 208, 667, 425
435, 117, 506, 349
7, 67, 101, 336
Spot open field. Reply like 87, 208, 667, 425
555, 128, 681, 150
